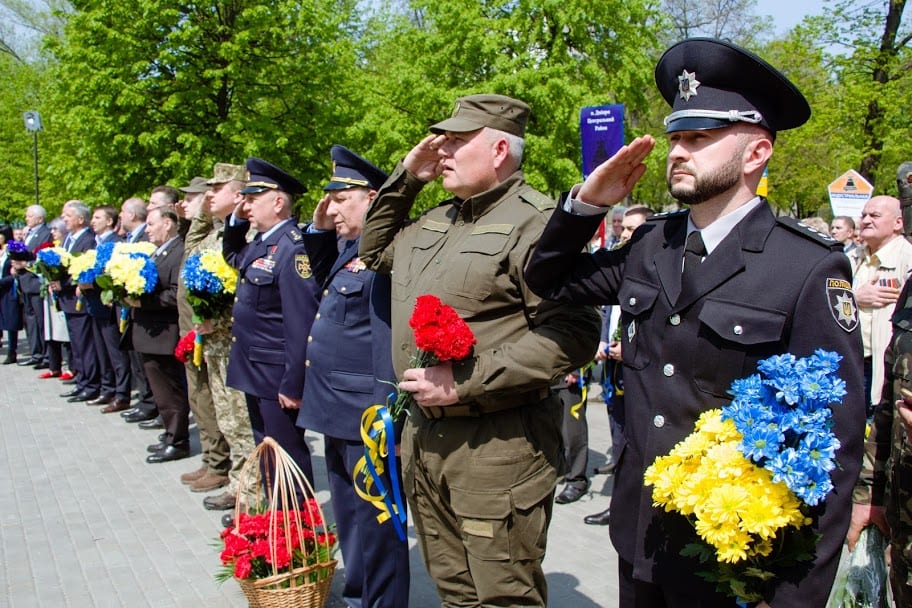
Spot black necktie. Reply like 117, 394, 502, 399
682, 230, 706, 289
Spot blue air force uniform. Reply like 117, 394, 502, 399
297, 146, 409, 608
223, 158, 322, 484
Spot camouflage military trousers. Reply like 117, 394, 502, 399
402, 396, 562, 607
205, 349, 257, 501
185, 360, 230, 474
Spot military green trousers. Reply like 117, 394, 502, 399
403, 397, 563, 607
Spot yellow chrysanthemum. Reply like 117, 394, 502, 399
67, 250, 97, 281
115, 242, 157, 257
198, 249, 238, 294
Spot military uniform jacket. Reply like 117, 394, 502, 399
856, 279, 912, 570
358, 164, 600, 411
525, 201, 866, 607
298, 231, 395, 441
131, 237, 183, 355
58, 229, 96, 315
223, 218, 320, 400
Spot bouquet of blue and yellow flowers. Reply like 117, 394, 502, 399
181, 249, 238, 365
33, 246, 72, 309
94, 242, 159, 330
644, 349, 846, 603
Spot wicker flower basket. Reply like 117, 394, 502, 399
228, 436, 336, 608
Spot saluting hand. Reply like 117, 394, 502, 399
577, 135, 656, 208
400, 361, 459, 407
404, 134, 446, 183
312, 194, 334, 231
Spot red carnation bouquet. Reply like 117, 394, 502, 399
388, 294, 476, 419
174, 330, 196, 364
217, 499, 337, 583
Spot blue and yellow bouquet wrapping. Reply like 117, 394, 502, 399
95, 242, 159, 329
181, 249, 238, 365
644, 349, 845, 602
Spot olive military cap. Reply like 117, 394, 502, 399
178, 176, 209, 194
430, 94, 530, 138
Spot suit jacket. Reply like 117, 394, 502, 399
21, 223, 53, 295
131, 237, 183, 355
223, 217, 320, 399
298, 231, 395, 441
58, 228, 96, 314
0, 256, 23, 332
85, 231, 123, 319
525, 201, 866, 608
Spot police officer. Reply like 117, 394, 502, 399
525, 38, 865, 606
359, 95, 599, 606
223, 157, 319, 485
297, 145, 409, 608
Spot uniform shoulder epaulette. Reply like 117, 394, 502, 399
519, 189, 555, 212
776, 216, 839, 248
286, 226, 303, 243
646, 209, 687, 222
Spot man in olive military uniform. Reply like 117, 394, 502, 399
848, 163, 912, 607
298, 145, 409, 608
358, 94, 600, 606
223, 157, 321, 485
525, 38, 865, 607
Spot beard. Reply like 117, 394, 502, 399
667, 153, 743, 206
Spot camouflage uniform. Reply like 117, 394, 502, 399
188, 211, 258, 502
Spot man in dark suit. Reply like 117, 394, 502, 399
20, 204, 53, 368
297, 145, 409, 608
129, 206, 190, 463
81, 205, 131, 411
53, 200, 101, 403
223, 157, 320, 485
524, 38, 865, 607
116, 196, 158, 422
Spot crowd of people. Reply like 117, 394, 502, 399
4, 33, 912, 608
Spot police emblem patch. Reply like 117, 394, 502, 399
295, 254, 312, 279
826, 278, 858, 332
677, 69, 700, 101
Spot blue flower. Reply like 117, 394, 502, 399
740, 424, 783, 462
95, 242, 116, 271
37, 249, 61, 266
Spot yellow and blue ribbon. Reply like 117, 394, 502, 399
119, 306, 129, 333
353, 397, 407, 541
193, 332, 203, 367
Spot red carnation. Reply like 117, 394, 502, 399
174, 330, 196, 363
388, 294, 476, 420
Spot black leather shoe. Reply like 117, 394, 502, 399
120, 407, 140, 418
146, 442, 166, 453
124, 410, 157, 423
158, 432, 167, 442
138, 417, 165, 430
33, 361, 49, 370
67, 391, 99, 403
16, 357, 37, 366
60, 377, 77, 385
555, 481, 589, 505
86, 394, 115, 406
146, 445, 190, 463
583, 507, 611, 526
4, 355, 18, 365
593, 462, 616, 475
60, 388, 83, 398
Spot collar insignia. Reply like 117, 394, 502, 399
677, 69, 700, 101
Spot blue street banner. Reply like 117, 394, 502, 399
580, 104, 624, 179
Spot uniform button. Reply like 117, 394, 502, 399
307, 336, 312, 343
230, 317, 234, 323
653, 414, 665, 428
315, 313, 321, 320
669, 314, 680, 326
628, 297, 637, 306
234, 297, 238, 303
663, 363, 674, 377
733, 325, 743, 335
340, 286, 347, 292
305, 360, 310, 367
231, 336, 237, 343
241, 278, 246, 284
253, 277, 259, 283
323, 289, 329, 296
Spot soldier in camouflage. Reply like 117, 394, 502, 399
847, 162, 912, 606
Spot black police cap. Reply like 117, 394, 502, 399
240, 157, 306, 196
324, 145, 388, 191
655, 38, 810, 134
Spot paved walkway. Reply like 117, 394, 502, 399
0, 337, 620, 607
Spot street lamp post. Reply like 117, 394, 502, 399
23, 111, 42, 207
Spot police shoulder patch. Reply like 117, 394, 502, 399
295, 254, 312, 279
826, 277, 859, 332
777, 217, 839, 249
519, 189, 555, 212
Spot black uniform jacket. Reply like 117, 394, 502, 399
525, 201, 865, 608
